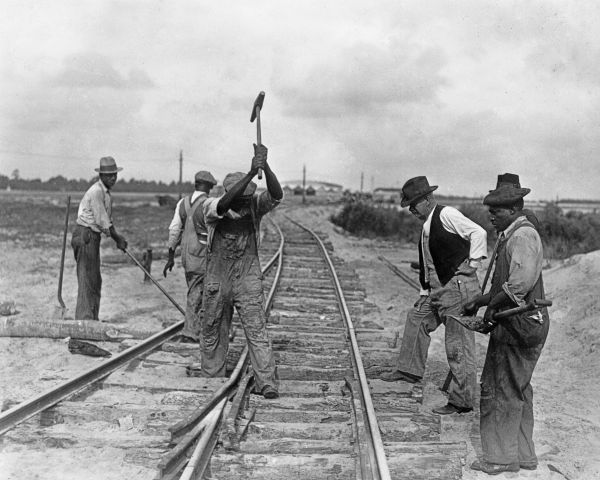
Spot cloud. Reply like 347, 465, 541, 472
51, 52, 155, 89
276, 41, 447, 118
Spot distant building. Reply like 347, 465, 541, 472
281, 180, 343, 195
373, 187, 402, 203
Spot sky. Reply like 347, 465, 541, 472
2, 0, 600, 200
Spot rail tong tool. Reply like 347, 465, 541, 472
452, 298, 552, 333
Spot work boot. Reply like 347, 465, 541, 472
261, 385, 279, 399
470, 460, 519, 474
432, 403, 473, 415
380, 370, 422, 383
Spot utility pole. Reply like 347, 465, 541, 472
302, 164, 306, 205
371, 175, 374, 193
360, 172, 364, 193
178, 150, 183, 199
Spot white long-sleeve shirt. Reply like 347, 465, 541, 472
420, 205, 487, 294
167, 191, 207, 250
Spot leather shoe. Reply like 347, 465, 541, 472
380, 370, 422, 383
432, 403, 473, 415
471, 460, 519, 474
261, 385, 279, 399
520, 462, 537, 470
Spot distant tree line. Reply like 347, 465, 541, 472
331, 199, 600, 259
0, 171, 194, 193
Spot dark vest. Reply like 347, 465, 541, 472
418, 205, 470, 288
489, 220, 549, 347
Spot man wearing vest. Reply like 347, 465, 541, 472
71, 157, 128, 320
463, 174, 549, 475
382, 176, 487, 416
199, 143, 281, 399
163, 170, 217, 343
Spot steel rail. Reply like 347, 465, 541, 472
0, 227, 284, 438
284, 214, 392, 480
163, 218, 285, 480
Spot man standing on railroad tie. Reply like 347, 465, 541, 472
71, 157, 128, 320
381, 176, 487, 416
199, 143, 281, 399
163, 170, 217, 343
461, 174, 549, 475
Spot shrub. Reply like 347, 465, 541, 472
330, 200, 600, 259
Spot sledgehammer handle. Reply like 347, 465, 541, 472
255, 105, 263, 180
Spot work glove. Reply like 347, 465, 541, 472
115, 235, 128, 252
163, 248, 175, 278
251, 144, 268, 174
413, 295, 428, 312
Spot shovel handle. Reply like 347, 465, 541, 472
57, 195, 71, 308
493, 298, 552, 320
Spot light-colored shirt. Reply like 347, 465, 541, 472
76, 180, 112, 235
420, 205, 488, 295
167, 191, 207, 250
203, 190, 281, 252
499, 215, 543, 305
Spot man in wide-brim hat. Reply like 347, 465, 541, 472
197, 143, 282, 400
461, 173, 550, 475
163, 170, 217, 343
382, 175, 487, 417
71, 157, 128, 320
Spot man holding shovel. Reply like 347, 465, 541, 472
460, 174, 550, 475
71, 157, 128, 320
163, 170, 217, 343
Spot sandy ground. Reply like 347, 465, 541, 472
1, 200, 599, 479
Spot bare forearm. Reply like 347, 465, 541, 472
216, 172, 255, 215
264, 165, 282, 200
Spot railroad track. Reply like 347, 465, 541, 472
0, 212, 466, 479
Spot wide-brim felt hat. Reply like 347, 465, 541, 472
484, 173, 530, 206
95, 156, 123, 174
223, 172, 257, 196
194, 170, 217, 185
400, 176, 438, 207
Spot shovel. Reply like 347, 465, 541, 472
450, 298, 552, 333
54, 195, 71, 318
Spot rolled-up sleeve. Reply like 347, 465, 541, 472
256, 190, 282, 216
440, 207, 487, 260
502, 228, 543, 305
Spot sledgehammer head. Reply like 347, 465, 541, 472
250, 91, 265, 122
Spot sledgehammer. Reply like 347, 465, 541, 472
250, 91, 265, 180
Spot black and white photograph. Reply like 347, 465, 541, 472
1, 1, 599, 479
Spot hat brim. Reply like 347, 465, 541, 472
95, 167, 123, 173
400, 185, 438, 207
483, 187, 530, 206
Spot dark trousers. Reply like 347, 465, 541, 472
480, 333, 544, 465
71, 225, 102, 320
